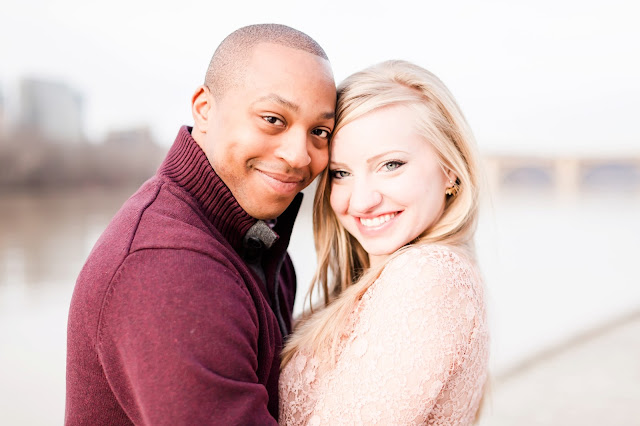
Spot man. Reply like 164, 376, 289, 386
65, 24, 336, 425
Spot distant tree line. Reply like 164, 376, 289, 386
0, 133, 167, 190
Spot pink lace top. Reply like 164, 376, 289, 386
279, 244, 489, 425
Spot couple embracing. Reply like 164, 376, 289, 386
66, 24, 488, 425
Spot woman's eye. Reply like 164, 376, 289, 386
263, 116, 284, 126
330, 170, 350, 179
383, 161, 405, 172
311, 128, 331, 139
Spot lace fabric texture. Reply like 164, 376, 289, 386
279, 244, 489, 425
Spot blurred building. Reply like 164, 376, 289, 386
104, 126, 154, 148
17, 78, 84, 144
0, 87, 5, 138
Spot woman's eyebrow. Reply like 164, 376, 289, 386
366, 150, 409, 165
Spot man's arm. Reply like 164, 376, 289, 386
97, 249, 278, 425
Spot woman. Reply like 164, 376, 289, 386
279, 60, 489, 425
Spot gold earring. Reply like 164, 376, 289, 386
445, 179, 460, 196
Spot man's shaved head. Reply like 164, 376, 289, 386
192, 24, 335, 219
205, 24, 329, 100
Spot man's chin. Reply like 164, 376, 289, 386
245, 200, 292, 221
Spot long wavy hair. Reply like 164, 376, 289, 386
281, 60, 482, 367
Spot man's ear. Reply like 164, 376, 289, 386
192, 85, 212, 132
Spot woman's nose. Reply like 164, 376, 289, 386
349, 178, 382, 213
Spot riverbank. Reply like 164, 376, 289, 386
478, 311, 640, 425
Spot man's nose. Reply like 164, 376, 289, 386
274, 129, 311, 169
349, 177, 382, 213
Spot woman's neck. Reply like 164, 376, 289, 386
367, 253, 389, 269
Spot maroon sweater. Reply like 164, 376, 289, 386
66, 126, 299, 425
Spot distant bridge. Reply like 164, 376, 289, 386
482, 154, 640, 194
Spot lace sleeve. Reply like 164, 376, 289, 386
310, 246, 482, 424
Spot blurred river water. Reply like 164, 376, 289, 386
1, 184, 639, 424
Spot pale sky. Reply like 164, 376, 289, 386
1, 0, 639, 155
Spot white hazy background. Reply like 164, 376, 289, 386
2, 0, 639, 154
1, 0, 640, 424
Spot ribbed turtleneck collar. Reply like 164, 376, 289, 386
157, 126, 258, 251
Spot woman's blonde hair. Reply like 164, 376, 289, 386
281, 59, 482, 366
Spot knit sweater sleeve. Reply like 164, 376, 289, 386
97, 248, 278, 425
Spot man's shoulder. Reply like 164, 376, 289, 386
124, 180, 253, 286
78, 177, 241, 289
130, 180, 227, 254
73, 176, 253, 319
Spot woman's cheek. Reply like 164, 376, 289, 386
329, 185, 349, 215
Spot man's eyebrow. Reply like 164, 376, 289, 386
320, 111, 335, 120
255, 94, 335, 121
255, 94, 299, 112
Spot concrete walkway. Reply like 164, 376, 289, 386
477, 312, 640, 426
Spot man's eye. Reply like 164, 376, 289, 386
383, 161, 405, 172
311, 128, 331, 139
263, 116, 284, 126
330, 170, 350, 179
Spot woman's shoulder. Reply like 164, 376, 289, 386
364, 243, 485, 337
375, 243, 483, 304
384, 243, 475, 278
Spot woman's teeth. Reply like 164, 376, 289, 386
359, 213, 397, 228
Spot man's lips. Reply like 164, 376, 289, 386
257, 169, 306, 184
256, 169, 307, 195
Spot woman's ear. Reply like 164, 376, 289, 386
446, 169, 458, 188
191, 85, 212, 133
444, 169, 460, 196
